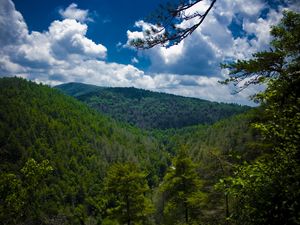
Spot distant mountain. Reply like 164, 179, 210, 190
56, 82, 251, 129
54, 82, 104, 97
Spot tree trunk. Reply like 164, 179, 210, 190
185, 202, 188, 224
126, 195, 131, 225
225, 192, 229, 225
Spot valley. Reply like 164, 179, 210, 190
0, 77, 257, 224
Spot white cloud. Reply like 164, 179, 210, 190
126, 20, 167, 49
126, 21, 148, 47
243, 9, 282, 49
126, 0, 286, 77
235, 0, 266, 17
138, 73, 260, 106
1, 0, 282, 106
0, 1, 107, 73
0, 0, 28, 46
49, 19, 107, 59
59, 3, 92, 23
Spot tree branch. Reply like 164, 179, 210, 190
130, 0, 217, 49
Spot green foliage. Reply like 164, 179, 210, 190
0, 47, 266, 225
162, 110, 263, 159
0, 173, 23, 224
220, 154, 300, 225
150, 109, 263, 224
0, 158, 53, 224
0, 77, 257, 224
159, 147, 206, 224
56, 83, 250, 130
104, 163, 154, 225
219, 11, 300, 225
0, 77, 167, 224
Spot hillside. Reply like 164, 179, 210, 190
0, 77, 168, 224
151, 111, 263, 223
56, 82, 250, 129
0, 77, 259, 225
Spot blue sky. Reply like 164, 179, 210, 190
12, 0, 159, 67
0, 0, 299, 105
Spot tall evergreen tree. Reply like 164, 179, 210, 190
103, 162, 154, 225
160, 146, 206, 224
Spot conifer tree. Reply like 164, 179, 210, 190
103, 162, 154, 225
219, 11, 300, 225
160, 146, 206, 224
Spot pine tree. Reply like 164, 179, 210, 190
103, 162, 154, 225
160, 146, 206, 224
220, 11, 300, 225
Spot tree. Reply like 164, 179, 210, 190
160, 146, 206, 224
221, 10, 300, 92
218, 11, 300, 225
103, 162, 154, 225
130, 0, 216, 49
0, 158, 53, 224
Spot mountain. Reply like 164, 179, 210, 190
56, 82, 251, 129
0, 77, 168, 224
0, 77, 260, 225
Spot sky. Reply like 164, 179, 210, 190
0, 0, 299, 105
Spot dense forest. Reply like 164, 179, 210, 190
56, 83, 249, 129
0, 10, 299, 225
0, 77, 258, 225
0, 77, 169, 224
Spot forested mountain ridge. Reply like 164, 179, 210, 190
56, 82, 250, 129
0, 77, 169, 224
0, 77, 258, 225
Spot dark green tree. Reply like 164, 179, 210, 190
0, 158, 53, 224
103, 162, 154, 225
219, 11, 300, 225
160, 146, 206, 224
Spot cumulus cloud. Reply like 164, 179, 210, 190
0, 1, 107, 74
59, 3, 92, 23
0, 0, 28, 46
0, 0, 278, 106
49, 19, 107, 59
126, 0, 285, 77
